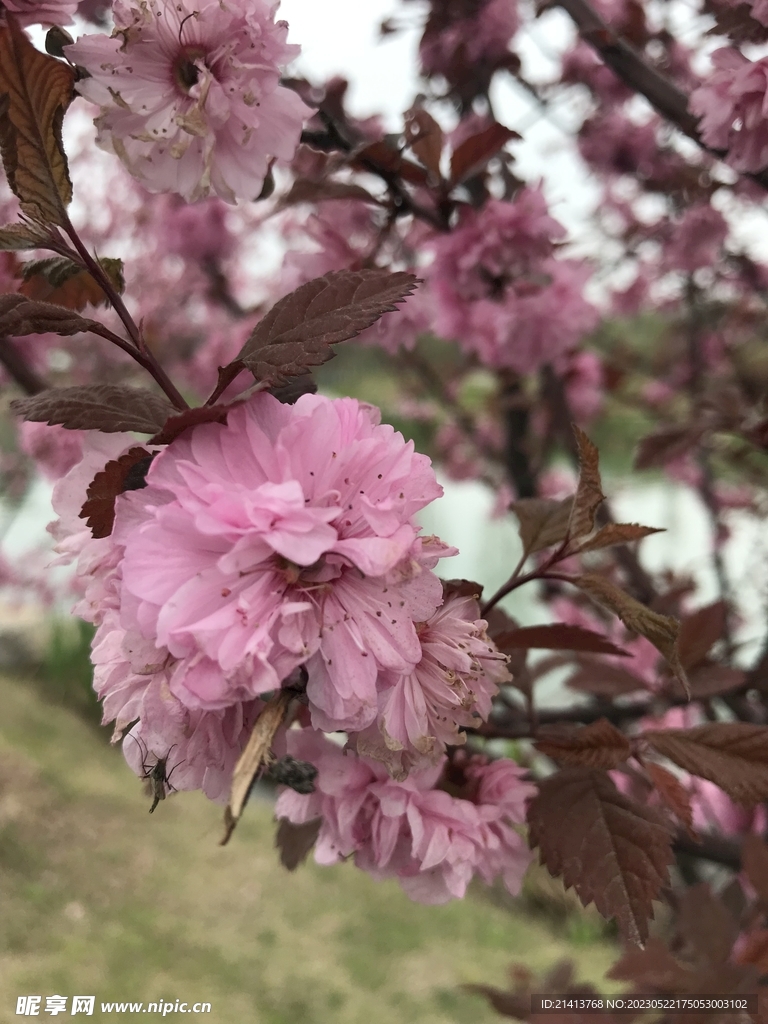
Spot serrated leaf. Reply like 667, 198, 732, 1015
607, 938, 694, 989
0, 221, 49, 250
534, 719, 632, 769
0, 295, 105, 337
80, 446, 152, 538
510, 496, 573, 559
677, 601, 727, 670
644, 724, 768, 805
0, 15, 75, 226
275, 818, 322, 871
527, 768, 674, 945
449, 121, 519, 185
494, 623, 629, 657
149, 403, 235, 445
11, 385, 173, 433
219, 269, 417, 391
574, 573, 688, 697
567, 426, 605, 542
742, 835, 768, 905
644, 761, 696, 839
572, 523, 664, 556
19, 255, 124, 309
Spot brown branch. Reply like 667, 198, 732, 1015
556, 0, 768, 193
0, 336, 46, 394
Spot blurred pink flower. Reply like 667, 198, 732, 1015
67, 0, 309, 202
664, 204, 728, 273
275, 729, 534, 903
419, 0, 518, 80
19, 422, 83, 481
691, 49, 768, 173
3, 0, 77, 26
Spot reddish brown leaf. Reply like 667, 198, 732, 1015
607, 938, 695, 989
572, 523, 665, 556
19, 255, 124, 310
534, 719, 632, 769
351, 139, 429, 185
12, 384, 173, 433
510, 496, 573, 559
574, 573, 688, 697
645, 724, 768, 805
149, 403, 235, 445
279, 179, 382, 208
449, 121, 519, 185
527, 768, 674, 945
404, 107, 443, 178
644, 761, 696, 839
442, 578, 484, 602
219, 269, 417, 391
687, 662, 745, 698
567, 659, 648, 697
275, 817, 321, 871
742, 834, 768, 905
0, 16, 75, 225
676, 883, 738, 966
678, 601, 727, 670
567, 426, 605, 542
79, 447, 152, 539
735, 930, 768, 972
634, 427, 701, 470
494, 623, 628, 657
0, 296, 107, 337
0, 220, 49, 250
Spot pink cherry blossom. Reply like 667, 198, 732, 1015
664, 204, 728, 273
419, 0, 518, 80
19, 422, 84, 481
690, 49, 768, 173
364, 592, 509, 776
66, 0, 310, 203
109, 393, 451, 732
3, 0, 77, 26
275, 729, 534, 903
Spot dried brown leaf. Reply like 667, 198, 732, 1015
567, 426, 605, 542
574, 573, 688, 697
219, 269, 417, 391
79, 446, 152, 539
221, 690, 294, 845
534, 719, 632, 769
527, 768, 674, 945
494, 623, 629, 657
572, 523, 664, 556
0, 16, 75, 225
511, 496, 573, 558
275, 818, 321, 871
645, 724, 768, 805
742, 834, 768, 905
678, 601, 727, 670
12, 384, 173, 433
644, 761, 696, 839
449, 121, 519, 185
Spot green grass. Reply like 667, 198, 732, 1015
0, 671, 619, 1023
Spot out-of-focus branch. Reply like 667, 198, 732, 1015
0, 337, 46, 394
555, 0, 768, 193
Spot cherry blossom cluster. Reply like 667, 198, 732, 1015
47, 393, 527, 897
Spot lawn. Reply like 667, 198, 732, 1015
0, 669, 618, 1023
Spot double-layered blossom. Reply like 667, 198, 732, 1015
428, 191, 597, 372
691, 49, 768, 173
275, 730, 534, 903
66, 0, 309, 202
3, 0, 77, 26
